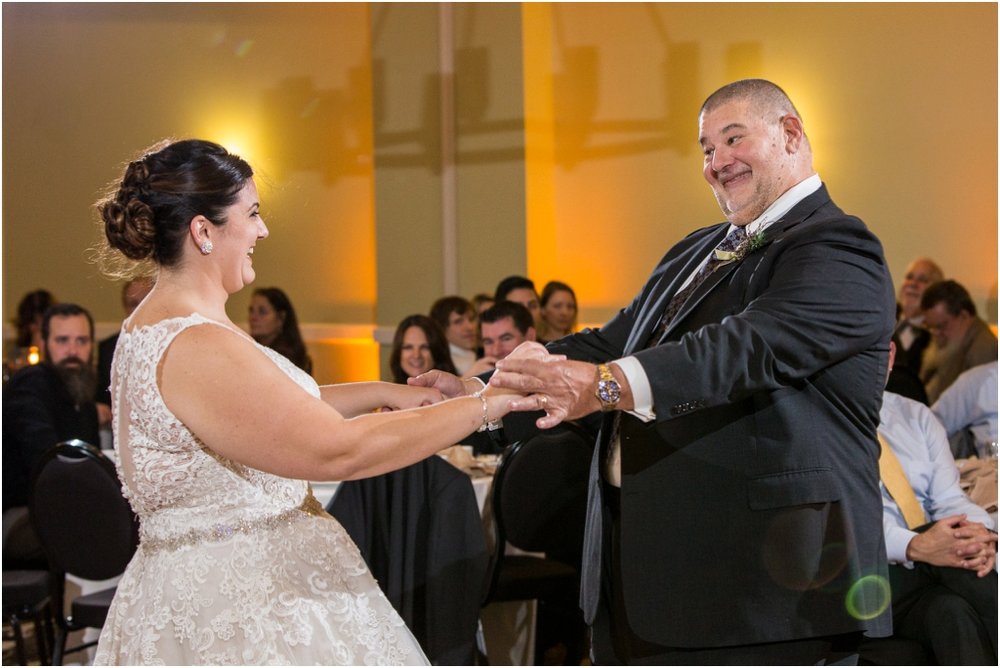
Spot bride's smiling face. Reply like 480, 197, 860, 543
216, 179, 268, 293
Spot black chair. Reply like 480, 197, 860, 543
327, 455, 488, 666
858, 636, 932, 665
29, 440, 139, 665
480, 422, 593, 664
2, 569, 54, 665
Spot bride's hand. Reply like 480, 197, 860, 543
501, 341, 567, 364
379, 383, 445, 411
408, 369, 473, 398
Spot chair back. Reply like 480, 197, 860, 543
482, 421, 593, 603
30, 440, 138, 581
328, 455, 488, 665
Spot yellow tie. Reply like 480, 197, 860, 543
877, 434, 927, 529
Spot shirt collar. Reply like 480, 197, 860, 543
741, 173, 822, 237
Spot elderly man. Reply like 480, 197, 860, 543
919, 279, 998, 403
3, 303, 101, 565
892, 257, 944, 375
417, 79, 896, 663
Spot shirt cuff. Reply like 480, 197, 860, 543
885, 524, 918, 569
614, 356, 655, 423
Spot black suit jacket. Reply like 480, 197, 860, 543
545, 185, 896, 647
2, 363, 100, 510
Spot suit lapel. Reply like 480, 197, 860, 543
652, 185, 833, 345
623, 226, 729, 355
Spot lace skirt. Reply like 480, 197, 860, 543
93, 508, 428, 665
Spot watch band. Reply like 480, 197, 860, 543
596, 363, 621, 411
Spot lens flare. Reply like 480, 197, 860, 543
235, 39, 254, 58
844, 575, 891, 621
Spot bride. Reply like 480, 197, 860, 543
92, 139, 538, 665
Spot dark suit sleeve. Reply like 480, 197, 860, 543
633, 215, 894, 422
5, 372, 64, 476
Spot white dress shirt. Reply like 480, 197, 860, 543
931, 361, 998, 451
878, 391, 995, 568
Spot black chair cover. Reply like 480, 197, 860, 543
327, 455, 488, 666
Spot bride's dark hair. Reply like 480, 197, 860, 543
97, 139, 253, 269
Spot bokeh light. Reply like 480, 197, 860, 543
844, 574, 891, 621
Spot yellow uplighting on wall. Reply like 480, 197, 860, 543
196, 113, 269, 176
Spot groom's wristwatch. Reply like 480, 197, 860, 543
595, 364, 621, 412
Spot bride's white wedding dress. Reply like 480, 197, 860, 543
94, 314, 428, 665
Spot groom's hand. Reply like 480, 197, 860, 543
492, 357, 601, 429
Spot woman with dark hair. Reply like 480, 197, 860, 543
91, 139, 533, 665
538, 280, 578, 343
249, 286, 313, 375
14, 289, 56, 348
388, 314, 457, 384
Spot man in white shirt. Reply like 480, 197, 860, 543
931, 361, 998, 458
875, 346, 996, 665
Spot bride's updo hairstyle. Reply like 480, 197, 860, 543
98, 139, 254, 267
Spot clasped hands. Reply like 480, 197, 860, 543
410, 341, 603, 429
907, 514, 998, 577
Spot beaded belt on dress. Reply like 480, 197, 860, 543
140, 491, 326, 552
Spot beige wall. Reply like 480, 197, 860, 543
522, 2, 998, 324
4, 3, 997, 384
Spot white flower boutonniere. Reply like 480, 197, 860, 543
714, 230, 767, 263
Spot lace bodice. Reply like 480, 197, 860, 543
95, 313, 427, 665
111, 313, 314, 546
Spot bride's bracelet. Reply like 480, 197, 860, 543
472, 390, 502, 433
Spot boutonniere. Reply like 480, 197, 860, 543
714, 230, 767, 263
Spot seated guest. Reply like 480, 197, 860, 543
538, 280, 578, 343
3, 303, 101, 567
389, 314, 457, 384
248, 287, 313, 374
471, 293, 494, 317
480, 301, 536, 362
470, 293, 495, 357
931, 361, 998, 459
429, 296, 480, 375
874, 346, 997, 666
97, 276, 154, 418
13, 289, 56, 349
5, 289, 56, 374
892, 257, 943, 376
919, 279, 998, 403
494, 275, 541, 331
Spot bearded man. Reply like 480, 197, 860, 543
3, 302, 101, 565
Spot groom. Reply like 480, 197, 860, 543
417, 79, 897, 664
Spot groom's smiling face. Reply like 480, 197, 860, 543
698, 99, 801, 226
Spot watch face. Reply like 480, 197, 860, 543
598, 380, 621, 405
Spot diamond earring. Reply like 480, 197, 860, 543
200, 240, 213, 255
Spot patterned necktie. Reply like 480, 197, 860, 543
647, 225, 748, 346
878, 434, 927, 529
